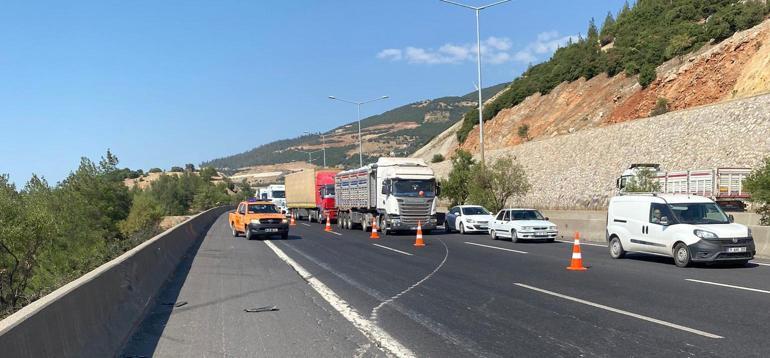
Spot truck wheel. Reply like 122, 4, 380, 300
673, 243, 691, 268
380, 216, 389, 236
362, 217, 369, 232
231, 223, 239, 237
510, 229, 519, 243
609, 236, 625, 259
245, 226, 253, 241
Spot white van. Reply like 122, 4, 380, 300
606, 194, 755, 267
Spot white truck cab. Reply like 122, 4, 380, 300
259, 184, 287, 215
607, 194, 756, 267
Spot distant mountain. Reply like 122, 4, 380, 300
201, 83, 508, 171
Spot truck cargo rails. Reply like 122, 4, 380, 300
335, 157, 440, 234
617, 164, 751, 211
285, 168, 341, 223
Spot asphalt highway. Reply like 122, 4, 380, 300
124, 213, 770, 357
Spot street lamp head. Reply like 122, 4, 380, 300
328, 96, 336, 99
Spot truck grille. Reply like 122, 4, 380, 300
260, 218, 283, 225
398, 200, 432, 225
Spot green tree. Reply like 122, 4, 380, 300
467, 156, 531, 213
624, 167, 662, 193
185, 163, 196, 172
744, 157, 770, 225
438, 150, 475, 207
650, 97, 670, 117
517, 124, 530, 141
638, 64, 657, 88
148, 168, 163, 173
431, 154, 445, 163
600, 11, 616, 39
665, 34, 694, 62
118, 191, 163, 238
170, 166, 184, 173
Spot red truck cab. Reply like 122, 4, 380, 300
316, 172, 338, 221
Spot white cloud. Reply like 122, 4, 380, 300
377, 48, 403, 61
514, 31, 579, 64
376, 32, 577, 66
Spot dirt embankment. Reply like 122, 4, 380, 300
447, 19, 770, 158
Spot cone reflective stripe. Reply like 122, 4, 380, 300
566, 231, 587, 271
290, 211, 296, 226
324, 214, 332, 232
414, 221, 425, 247
370, 216, 380, 239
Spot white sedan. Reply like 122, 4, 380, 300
489, 208, 558, 242
444, 205, 495, 234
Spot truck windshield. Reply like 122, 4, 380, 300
321, 184, 335, 198
668, 203, 729, 224
271, 190, 285, 199
510, 210, 545, 220
248, 204, 279, 213
393, 179, 435, 198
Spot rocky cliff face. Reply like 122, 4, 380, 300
445, 19, 770, 158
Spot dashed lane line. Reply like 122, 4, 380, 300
327, 231, 343, 236
685, 279, 770, 295
372, 244, 413, 256
514, 283, 723, 339
300, 223, 311, 227
750, 261, 770, 267
464, 242, 527, 254
263, 240, 415, 358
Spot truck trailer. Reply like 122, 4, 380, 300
285, 168, 341, 223
616, 164, 751, 211
335, 157, 439, 235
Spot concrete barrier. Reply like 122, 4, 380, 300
0, 206, 231, 358
543, 210, 770, 259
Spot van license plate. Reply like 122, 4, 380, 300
266, 228, 278, 233
727, 247, 746, 253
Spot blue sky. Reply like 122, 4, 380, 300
0, 0, 625, 184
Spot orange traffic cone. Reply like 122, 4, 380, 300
324, 214, 332, 232
566, 231, 587, 271
290, 212, 296, 226
414, 221, 425, 247
370, 217, 380, 239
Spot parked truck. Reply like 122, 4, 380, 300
258, 184, 287, 214
616, 164, 752, 211
285, 168, 341, 223
335, 157, 439, 235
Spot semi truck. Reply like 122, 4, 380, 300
616, 164, 752, 211
285, 168, 341, 223
335, 157, 439, 235
258, 184, 287, 214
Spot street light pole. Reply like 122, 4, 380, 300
440, 0, 511, 165
329, 95, 389, 167
303, 131, 327, 167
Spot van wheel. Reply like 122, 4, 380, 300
510, 229, 519, 243
491, 230, 497, 240
673, 243, 691, 267
609, 236, 625, 259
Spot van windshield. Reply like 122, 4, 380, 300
668, 203, 729, 225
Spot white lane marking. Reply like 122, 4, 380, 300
300, 223, 311, 227
555, 239, 607, 247
514, 283, 723, 339
373, 244, 413, 256
685, 279, 770, 294
264, 241, 415, 357
750, 261, 770, 267
370, 238, 450, 321
464, 241, 527, 254
328, 231, 343, 236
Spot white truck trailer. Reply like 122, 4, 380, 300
335, 157, 440, 234
617, 164, 752, 211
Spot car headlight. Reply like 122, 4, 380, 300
250, 219, 260, 224
466, 218, 476, 223
694, 229, 718, 240
521, 226, 534, 231
549, 226, 557, 230
281, 218, 288, 224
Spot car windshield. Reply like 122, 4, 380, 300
668, 202, 729, 224
510, 210, 545, 221
393, 179, 435, 198
271, 190, 285, 199
248, 204, 279, 213
462, 207, 490, 215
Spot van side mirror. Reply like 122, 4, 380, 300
660, 216, 669, 226
729, 214, 735, 223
